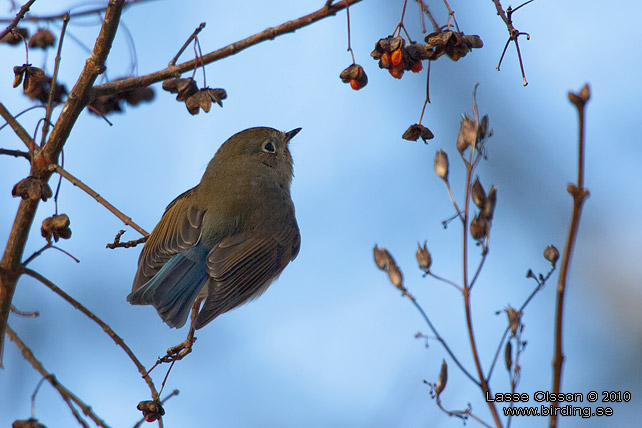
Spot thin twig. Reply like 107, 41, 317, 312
0, 0, 37, 41
92, 0, 364, 98
403, 290, 480, 386
0, 148, 31, 159
106, 230, 148, 249
169, 22, 206, 66
41, 13, 70, 146
0, 102, 34, 150
344, 0, 355, 64
550, 84, 590, 428
10, 305, 39, 317
492, 0, 533, 86
48, 163, 149, 236
415, 0, 440, 32
435, 398, 493, 428
0, 0, 155, 23
6, 324, 110, 428
21, 267, 160, 400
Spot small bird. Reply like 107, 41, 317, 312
128, 127, 301, 331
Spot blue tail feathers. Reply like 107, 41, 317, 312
127, 246, 209, 328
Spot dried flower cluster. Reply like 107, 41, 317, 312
41, 214, 72, 242
136, 399, 165, 423
12, 177, 52, 201
371, 36, 426, 79
13, 65, 67, 103
162, 77, 227, 115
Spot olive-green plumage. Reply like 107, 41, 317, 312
128, 127, 301, 329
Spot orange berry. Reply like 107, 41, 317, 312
350, 79, 362, 90
411, 61, 423, 73
381, 52, 391, 68
391, 48, 403, 66
388, 67, 404, 79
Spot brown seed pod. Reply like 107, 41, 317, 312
471, 177, 486, 209
41, 214, 72, 242
435, 359, 448, 396
544, 245, 560, 267
506, 306, 520, 336
504, 341, 513, 372
470, 214, 488, 240
137, 399, 165, 423
373, 245, 391, 271
28, 29, 55, 49
1, 27, 28, 45
456, 116, 477, 153
11, 418, 47, 428
402, 124, 434, 143
416, 241, 432, 271
434, 150, 449, 180
339, 64, 368, 90
12, 177, 52, 201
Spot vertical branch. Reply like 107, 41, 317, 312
0, 0, 127, 367
549, 84, 590, 428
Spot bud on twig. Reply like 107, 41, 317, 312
434, 150, 449, 181
416, 241, 432, 271
544, 245, 559, 267
471, 177, 486, 209
435, 359, 448, 397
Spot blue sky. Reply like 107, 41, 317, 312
1, 0, 641, 427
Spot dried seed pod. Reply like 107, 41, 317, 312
28, 29, 55, 49
479, 114, 489, 140
544, 245, 560, 267
12, 177, 52, 201
387, 263, 404, 291
162, 77, 199, 101
340, 64, 368, 90
471, 177, 486, 209
1, 27, 28, 45
120, 86, 155, 106
483, 186, 497, 220
435, 359, 448, 396
373, 245, 391, 271
402, 124, 434, 143
388, 66, 404, 79
434, 150, 449, 180
11, 418, 47, 428
456, 116, 477, 153
137, 399, 165, 423
89, 94, 122, 115
506, 306, 520, 336
41, 214, 72, 242
184, 88, 227, 114
470, 214, 488, 240
568, 84, 590, 107
504, 341, 513, 372
416, 241, 432, 271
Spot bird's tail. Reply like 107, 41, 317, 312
127, 248, 209, 328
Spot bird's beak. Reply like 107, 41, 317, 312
285, 128, 302, 143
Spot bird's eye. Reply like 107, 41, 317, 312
263, 141, 275, 153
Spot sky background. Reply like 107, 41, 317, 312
1, 0, 641, 427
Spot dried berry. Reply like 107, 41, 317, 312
380, 51, 391, 68
28, 29, 55, 49
388, 67, 404, 79
402, 123, 433, 143
410, 61, 423, 73
391, 48, 403, 66
41, 214, 72, 242
339, 64, 367, 90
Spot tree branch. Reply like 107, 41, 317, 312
92, 0, 364, 98
0, 0, 127, 367
0, 0, 38, 41
6, 324, 111, 428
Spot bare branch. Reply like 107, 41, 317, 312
6, 324, 111, 428
0, 0, 38, 41
21, 267, 160, 400
48, 163, 149, 236
92, 0, 364, 98
0, 102, 34, 150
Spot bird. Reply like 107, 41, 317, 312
127, 127, 301, 332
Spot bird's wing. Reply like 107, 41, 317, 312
196, 226, 300, 328
131, 188, 205, 292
